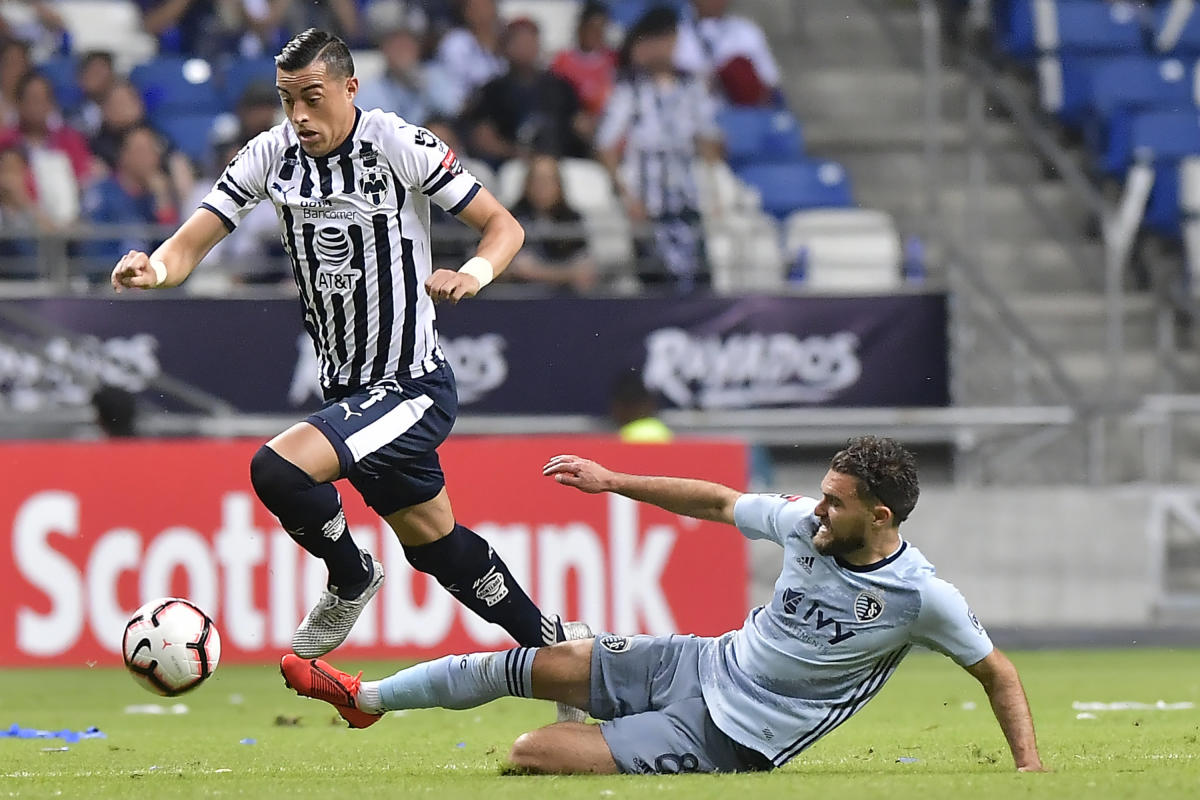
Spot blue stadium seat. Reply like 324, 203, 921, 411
1053, 54, 1110, 126
1131, 110, 1200, 163
1143, 162, 1181, 236
607, 0, 689, 29
717, 108, 803, 168
130, 57, 222, 115
999, 0, 1145, 59
37, 54, 82, 112
153, 112, 219, 164
737, 160, 854, 219
1086, 57, 1195, 174
220, 56, 277, 108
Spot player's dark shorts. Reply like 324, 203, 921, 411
589, 633, 774, 775
306, 361, 457, 516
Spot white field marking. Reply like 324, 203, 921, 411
1072, 700, 1196, 711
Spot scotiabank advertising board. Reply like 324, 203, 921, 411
0, 437, 747, 666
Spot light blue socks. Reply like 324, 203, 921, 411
357, 647, 537, 714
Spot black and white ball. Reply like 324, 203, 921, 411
122, 598, 221, 696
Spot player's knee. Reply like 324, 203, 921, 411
508, 731, 549, 772
249, 445, 313, 510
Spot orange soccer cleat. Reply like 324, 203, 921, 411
280, 653, 383, 729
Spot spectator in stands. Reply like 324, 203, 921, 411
186, 135, 290, 284
90, 81, 148, 169
0, 2, 67, 60
234, 81, 281, 140
137, 0, 224, 57
597, 8, 722, 292
72, 52, 116, 138
675, 0, 781, 106
356, 3, 454, 123
242, 0, 366, 52
610, 370, 672, 443
463, 18, 588, 167
435, 0, 506, 115
91, 80, 193, 199
92, 385, 139, 437
505, 154, 596, 292
0, 145, 57, 277
0, 39, 32, 126
551, 1, 617, 119
0, 72, 95, 185
80, 125, 178, 275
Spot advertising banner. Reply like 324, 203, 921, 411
0, 294, 947, 415
0, 437, 748, 666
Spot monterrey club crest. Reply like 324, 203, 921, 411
359, 166, 389, 205
853, 591, 885, 622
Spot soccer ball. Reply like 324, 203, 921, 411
122, 597, 222, 696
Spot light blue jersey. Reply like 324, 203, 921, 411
698, 494, 993, 767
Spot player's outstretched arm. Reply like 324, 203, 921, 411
425, 187, 524, 304
542, 454, 741, 524
110, 207, 229, 291
964, 649, 1046, 772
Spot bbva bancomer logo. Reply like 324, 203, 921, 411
642, 328, 862, 408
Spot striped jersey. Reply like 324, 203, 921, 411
200, 107, 481, 394
698, 494, 994, 767
595, 72, 720, 219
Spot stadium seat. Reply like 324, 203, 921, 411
493, 158, 634, 270
717, 108, 804, 169
153, 112, 219, 164
1131, 110, 1200, 164
36, 55, 82, 112
220, 56, 277, 108
706, 210, 784, 292
736, 161, 854, 219
56, 1, 156, 70
131, 57, 222, 115
782, 208, 903, 290
1002, 0, 1145, 59
1085, 57, 1195, 174
607, 0, 689, 30
1143, 161, 1182, 236
499, 0, 578, 56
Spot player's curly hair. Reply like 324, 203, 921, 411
829, 436, 920, 525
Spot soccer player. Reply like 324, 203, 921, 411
280, 436, 1045, 775
110, 29, 580, 666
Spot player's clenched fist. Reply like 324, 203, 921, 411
542, 454, 615, 494
424, 268, 480, 304
111, 250, 160, 292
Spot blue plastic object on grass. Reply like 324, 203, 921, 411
3, 724, 106, 743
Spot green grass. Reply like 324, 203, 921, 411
2, 649, 1198, 799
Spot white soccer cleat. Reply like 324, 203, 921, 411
291, 552, 385, 659
554, 620, 594, 724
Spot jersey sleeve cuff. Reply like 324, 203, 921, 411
448, 183, 481, 216
200, 202, 236, 233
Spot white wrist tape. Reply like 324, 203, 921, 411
149, 257, 167, 287
458, 256, 494, 289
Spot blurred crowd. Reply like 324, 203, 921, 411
0, 0, 783, 292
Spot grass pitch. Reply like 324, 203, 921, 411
2, 648, 1198, 799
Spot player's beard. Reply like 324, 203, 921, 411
812, 519, 868, 557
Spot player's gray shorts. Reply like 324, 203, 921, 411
589, 633, 773, 775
